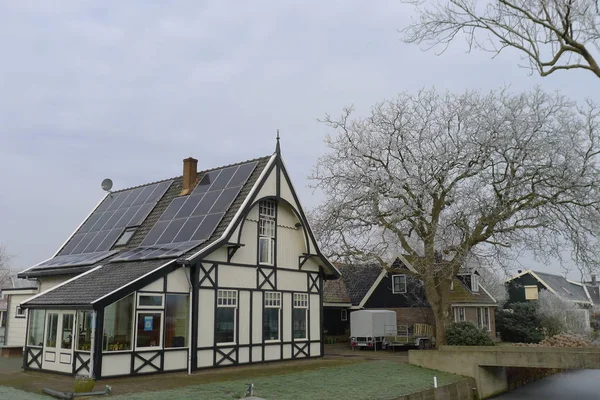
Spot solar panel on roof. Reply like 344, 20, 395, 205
35, 180, 173, 270
34, 251, 118, 269
111, 161, 258, 262
59, 180, 172, 257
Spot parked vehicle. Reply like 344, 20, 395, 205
349, 310, 434, 350
383, 323, 434, 350
350, 310, 395, 350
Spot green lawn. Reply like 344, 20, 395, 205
0, 360, 464, 400
108, 361, 462, 400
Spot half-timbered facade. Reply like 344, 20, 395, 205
17, 143, 339, 378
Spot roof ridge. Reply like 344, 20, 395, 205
111, 154, 272, 193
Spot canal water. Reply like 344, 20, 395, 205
494, 369, 600, 399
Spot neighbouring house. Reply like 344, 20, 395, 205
12, 144, 339, 378
323, 257, 497, 339
505, 269, 593, 328
1, 276, 39, 354
506, 270, 594, 307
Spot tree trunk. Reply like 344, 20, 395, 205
430, 295, 452, 346
423, 274, 452, 346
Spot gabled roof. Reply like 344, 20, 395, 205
20, 156, 271, 279
333, 264, 382, 306
325, 259, 497, 308
323, 276, 351, 304
450, 276, 495, 305
507, 270, 592, 304
22, 151, 338, 308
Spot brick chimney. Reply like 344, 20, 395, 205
180, 157, 198, 195
592, 275, 597, 286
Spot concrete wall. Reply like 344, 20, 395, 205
396, 378, 477, 400
409, 346, 600, 398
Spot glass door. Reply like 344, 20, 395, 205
42, 311, 76, 373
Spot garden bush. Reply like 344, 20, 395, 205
445, 321, 494, 346
496, 302, 543, 343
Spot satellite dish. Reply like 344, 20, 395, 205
101, 178, 113, 192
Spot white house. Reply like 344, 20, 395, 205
15, 142, 339, 377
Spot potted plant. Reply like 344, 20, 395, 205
73, 375, 95, 393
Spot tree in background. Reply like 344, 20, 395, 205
402, 0, 600, 78
537, 290, 590, 335
496, 302, 544, 343
0, 245, 11, 288
311, 87, 600, 344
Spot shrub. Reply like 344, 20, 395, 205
514, 333, 596, 348
446, 321, 494, 346
496, 302, 543, 343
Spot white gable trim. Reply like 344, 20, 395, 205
505, 269, 557, 295
92, 260, 177, 305
357, 269, 387, 309
279, 157, 340, 277
478, 283, 497, 304
22, 264, 105, 306
396, 254, 418, 273
185, 154, 276, 262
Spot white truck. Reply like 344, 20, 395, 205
349, 310, 434, 350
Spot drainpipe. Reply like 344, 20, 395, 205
181, 261, 193, 375
89, 310, 96, 378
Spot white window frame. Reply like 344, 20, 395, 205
471, 274, 479, 292
137, 293, 165, 309
524, 285, 539, 300
392, 275, 407, 294
477, 307, 491, 331
293, 293, 309, 341
258, 200, 276, 266
453, 306, 465, 322
264, 292, 281, 342
216, 290, 237, 345
15, 306, 26, 319
258, 237, 275, 265
135, 310, 164, 350
341, 309, 348, 321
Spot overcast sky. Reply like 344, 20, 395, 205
0, 1, 598, 278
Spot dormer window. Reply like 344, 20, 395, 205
471, 274, 479, 292
115, 228, 136, 247
258, 200, 276, 265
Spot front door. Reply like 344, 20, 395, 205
42, 311, 76, 373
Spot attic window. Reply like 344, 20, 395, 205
524, 285, 538, 300
392, 275, 407, 294
115, 228, 136, 247
471, 274, 479, 292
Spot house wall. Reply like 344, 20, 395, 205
454, 305, 496, 338
99, 268, 191, 378
5, 276, 69, 348
363, 274, 429, 309
323, 307, 349, 336
507, 274, 545, 304
5, 293, 30, 347
196, 195, 323, 369
38, 276, 72, 292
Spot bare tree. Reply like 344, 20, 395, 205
537, 290, 589, 334
0, 245, 12, 288
311, 87, 600, 344
402, 0, 600, 78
